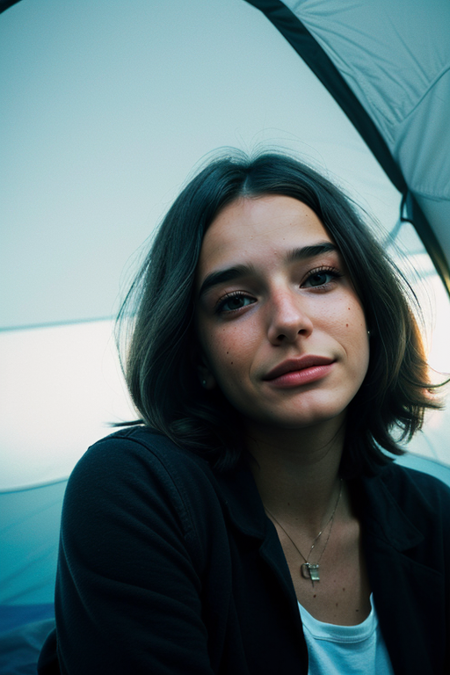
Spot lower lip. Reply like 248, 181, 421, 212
266, 363, 335, 389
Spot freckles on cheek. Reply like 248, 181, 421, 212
225, 351, 234, 366
328, 302, 365, 336
206, 329, 238, 369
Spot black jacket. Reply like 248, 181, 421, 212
38, 427, 450, 674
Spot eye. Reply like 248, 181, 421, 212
216, 292, 256, 314
302, 267, 342, 289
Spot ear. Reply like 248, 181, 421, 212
194, 348, 217, 390
197, 361, 217, 390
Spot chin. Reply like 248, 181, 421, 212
248, 406, 348, 433
274, 397, 351, 427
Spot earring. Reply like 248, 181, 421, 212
202, 379, 207, 387
367, 329, 371, 338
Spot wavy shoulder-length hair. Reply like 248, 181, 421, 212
117, 151, 441, 475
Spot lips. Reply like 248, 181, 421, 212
263, 355, 335, 381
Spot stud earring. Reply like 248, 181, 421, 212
202, 379, 207, 387
367, 329, 371, 338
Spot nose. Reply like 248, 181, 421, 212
267, 289, 313, 345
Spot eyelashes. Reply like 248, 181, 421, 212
302, 265, 343, 288
213, 265, 343, 315
215, 291, 256, 314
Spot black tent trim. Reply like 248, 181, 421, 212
245, 0, 450, 293
0, 0, 20, 13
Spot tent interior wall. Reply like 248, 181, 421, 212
1, 0, 449, 672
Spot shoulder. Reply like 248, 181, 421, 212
69, 426, 215, 495
62, 427, 224, 551
376, 460, 450, 507
361, 460, 450, 537
50, 430, 236, 674
76, 425, 211, 470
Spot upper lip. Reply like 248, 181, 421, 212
263, 355, 335, 381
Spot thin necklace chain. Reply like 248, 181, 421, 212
264, 479, 343, 565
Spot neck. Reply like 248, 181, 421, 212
246, 416, 346, 537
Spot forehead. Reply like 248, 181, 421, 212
197, 195, 332, 277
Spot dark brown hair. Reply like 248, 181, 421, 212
117, 151, 442, 475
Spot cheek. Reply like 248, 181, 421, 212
342, 307, 370, 373
201, 327, 237, 377
332, 293, 366, 334
202, 325, 257, 388
328, 300, 369, 362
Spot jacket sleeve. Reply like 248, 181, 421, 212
52, 435, 216, 675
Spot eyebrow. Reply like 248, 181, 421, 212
198, 242, 337, 298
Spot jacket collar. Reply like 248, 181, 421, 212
214, 460, 268, 539
358, 467, 424, 551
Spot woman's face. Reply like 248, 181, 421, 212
194, 195, 370, 433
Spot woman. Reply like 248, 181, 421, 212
39, 152, 450, 674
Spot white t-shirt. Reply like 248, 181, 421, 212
298, 594, 395, 675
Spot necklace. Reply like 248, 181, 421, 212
265, 479, 343, 588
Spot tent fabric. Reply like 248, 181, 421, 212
0, 481, 65, 672
0, 321, 134, 490
2, 0, 402, 330
0, 618, 55, 675
0, 481, 67, 610
285, 0, 450, 275
281, 0, 450, 199
245, 0, 407, 192
246, 0, 450, 290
